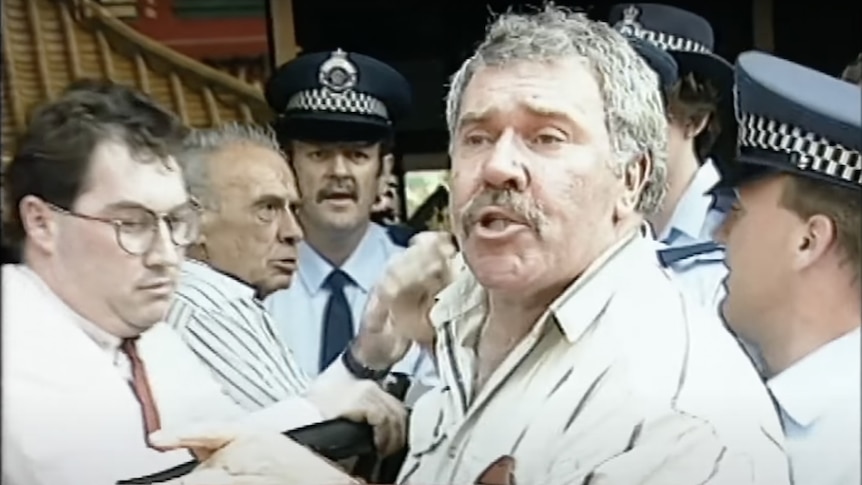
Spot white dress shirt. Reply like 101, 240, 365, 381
768, 327, 861, 485
265, 223, 435, 384
2, 264, 324, 485
398, 232, 791, 485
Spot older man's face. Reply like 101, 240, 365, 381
449, 59, 629, 296
201, 142, 303, 297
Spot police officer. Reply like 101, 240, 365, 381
714, 51, 861, 485
263, 49, 432, 384
609, 4, 736, 310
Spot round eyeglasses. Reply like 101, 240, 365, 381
47, 200, 202, 256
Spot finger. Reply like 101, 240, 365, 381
408, 230, 448, 248
434, 235, 458, 260
370, 391, 407, 456
360, 290, 390, 329
149, 426, 240, 456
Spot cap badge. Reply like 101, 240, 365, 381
615, 5, 643, 36
319, 48, 358, 93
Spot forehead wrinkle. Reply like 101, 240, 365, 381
460, 64, 601, 130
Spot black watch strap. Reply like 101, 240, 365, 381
341, 346, 391, 381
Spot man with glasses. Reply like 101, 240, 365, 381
0, 81, 388, 485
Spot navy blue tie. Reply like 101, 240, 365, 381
319, 269, 354, 372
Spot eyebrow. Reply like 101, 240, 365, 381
102, 200, 193, 214
300, 141, 376, 151
459, 103, 581, 131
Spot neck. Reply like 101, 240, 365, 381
23, 250, 133, 339
302, 220, 370, 267
760, 280, 861, 378
474, 220, 641, 385
485, 286, 563, 344
650, 149, 700, 236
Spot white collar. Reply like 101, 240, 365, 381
768, 327, 861, 427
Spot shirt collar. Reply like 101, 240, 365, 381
182, 259, 256, 301
431, 229, 647, 345
16, 264, 122, 354
768, 327, 862, 427
660, 159, 720, 242
297, 223, 392, 294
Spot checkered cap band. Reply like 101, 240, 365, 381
738, 112, 862, 186
622, 26, 711, 54
285, 88, 390, 120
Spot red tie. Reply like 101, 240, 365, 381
121, 338, 163, 449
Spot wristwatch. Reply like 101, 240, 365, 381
341, 344, 391, 381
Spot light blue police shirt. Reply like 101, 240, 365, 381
264, 223, 435, 385
767, 327, 861, 485
656, 159, 730, 312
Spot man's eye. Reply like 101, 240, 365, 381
119, 220, 150, 232
530, 129, 567, 148
464, 133, 491, 146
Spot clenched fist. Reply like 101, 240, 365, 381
380, 231, 458, 343
353, 232, 458, 367
306, 378, 407, 456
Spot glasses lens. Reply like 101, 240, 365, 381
117, 213, 158, 256
168, 208, 201, 247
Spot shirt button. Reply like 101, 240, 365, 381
447, 446, 457, 459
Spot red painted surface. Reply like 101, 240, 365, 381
128, 0, 268, 59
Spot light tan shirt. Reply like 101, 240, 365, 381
399, 232, 790, 485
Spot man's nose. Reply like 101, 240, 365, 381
144, 220, 181, 268
481, 130, 529, 191
278, 207, 304, 244
328, 153, 350, 177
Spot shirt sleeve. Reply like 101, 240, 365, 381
166, 297, 311, 411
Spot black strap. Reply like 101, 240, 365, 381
118, 375, 415, 485
117, 418, 375, 484
656, 241, 723, 267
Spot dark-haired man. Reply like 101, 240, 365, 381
1, 81, 400, 485
609, 4, 736, 310
263, 50, 434, 389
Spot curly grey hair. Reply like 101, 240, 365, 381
175, 122, 286, 209
445, 4, 669, 214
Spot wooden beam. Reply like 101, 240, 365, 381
266, 0, 300, 69
752, 0, 775, 52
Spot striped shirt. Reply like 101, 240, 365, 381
399, 231, 791, 485
166, 259, 310, 411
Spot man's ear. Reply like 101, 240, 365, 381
792, 213, 837, 271
686, 114, 711, 139
18, 195, 58, 255
187, 208, 216, 261
377, 154, 395, 195
614, 152, 652, 220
